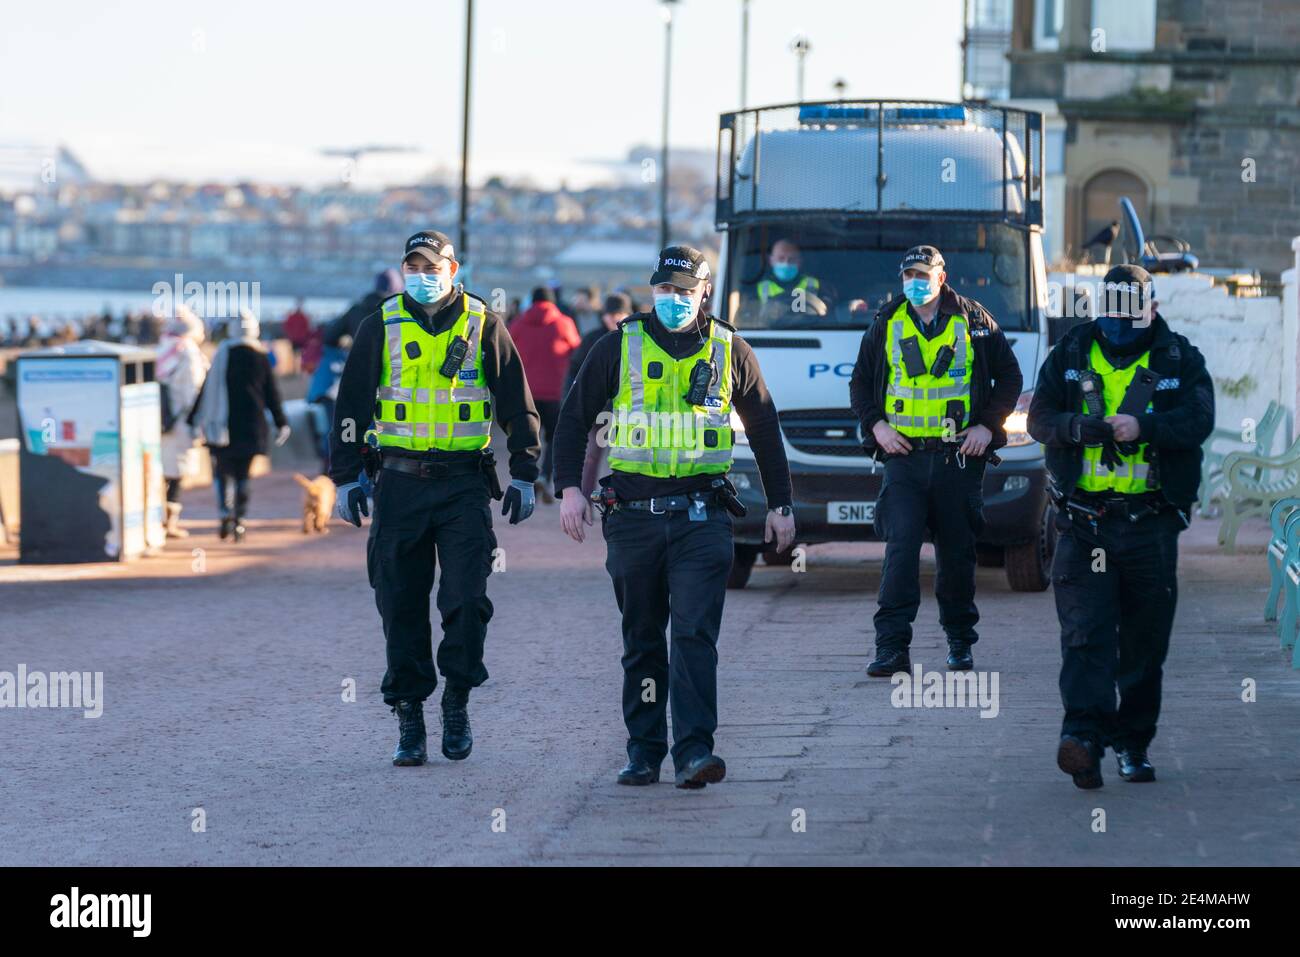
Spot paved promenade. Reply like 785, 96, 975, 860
2, 469, 1298, 865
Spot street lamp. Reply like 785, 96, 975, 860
789, 34, 811, 103
739, 0, 751, 110
459, 0, 474, 260
659, 0, 679, 251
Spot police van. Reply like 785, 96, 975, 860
713, 100, 1054, 590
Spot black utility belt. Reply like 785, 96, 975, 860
380, 452, 486, 480
1062, 493, 1175, 524
614, 491, 722, 514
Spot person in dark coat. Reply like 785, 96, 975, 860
188, 311, 290, 541
322, 270, 403, 348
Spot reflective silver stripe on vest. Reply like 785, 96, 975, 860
463, 296, 484, 374
374, 420, 431, 438
625, 324, 645, 414
706, 322, 732, 406
607, 446, 654, 461
1081, 459, 1150, 479
436, 386, 490, 403
889, 318, 904, 386
887, 382, 969, 400
377, 386, 430, 404
887, 414, 945, 428
679, 449, 732, 464
383, 297, 407, 384
431, 421, 493, 439
952, 316, 969, 373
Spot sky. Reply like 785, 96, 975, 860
0, 0, 966, 189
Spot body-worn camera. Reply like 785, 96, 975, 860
930, 344, 955, 378
899, 336, 928, 378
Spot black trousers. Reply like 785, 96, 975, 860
1053, 505, 1182, 751
873, 450, 985, 650
211, 451, 254, 517
367, 469, 497, 706
602, 504, 733, 771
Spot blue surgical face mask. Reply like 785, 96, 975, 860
653, 292, 698, 331
772, 262, 799, 283
1096, 316, 1144, 346
903, 276, 936, 308
404, 271, 446, 305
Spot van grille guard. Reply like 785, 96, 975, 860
716, 100, 1044, 230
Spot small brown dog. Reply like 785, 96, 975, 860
293, 473, 337, 534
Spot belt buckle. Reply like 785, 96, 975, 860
418, 459, 444, 479
648, 497, 666, 515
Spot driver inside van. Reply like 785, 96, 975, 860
754, 239, 823, 306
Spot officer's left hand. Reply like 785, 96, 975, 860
1105, 414, 1140, 443
275, 424, 291, 447
765, 509, 796, 553
956, 424, 993, 457
501, 479, 536, 525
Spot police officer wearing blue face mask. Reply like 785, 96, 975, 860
329, 230, 543, 768
850, 245, 1023, 678
553, 244, 795, 790
1029, 264, 1214, 790
756, 238, 822, 305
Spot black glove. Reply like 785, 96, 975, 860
1069, 414, 1114, 446
1099, 441, 1125, 472
334, 481, 370, 527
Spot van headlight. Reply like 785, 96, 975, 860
730, 411, 749, 445
1003, 390, 1035, 447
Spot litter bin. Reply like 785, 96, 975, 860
14, 340, 165, 563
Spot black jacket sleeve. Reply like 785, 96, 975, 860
1027, 340, 1076, 447
480, 312, 542, 484
730, 336, 792, 509
262, 354, 287, 430
1137, 340, 1215, 449
849, 316, 887, 445
553, 331, 621, 493
328, 307, 383, 486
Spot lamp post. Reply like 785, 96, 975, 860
739, 0, 751, 110
458, 0, 474, 259
790, 34, 811, 103
659, 0, 679, 251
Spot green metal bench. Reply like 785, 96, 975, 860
1217, 434, 1300, 553
1263, 497, 1300, 621
1200, 401, 1285, 516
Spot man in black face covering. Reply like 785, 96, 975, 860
1028, 265, 1214, 790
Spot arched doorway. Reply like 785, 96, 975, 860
1082, 169, 1150, 262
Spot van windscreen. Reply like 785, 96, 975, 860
725, 220, 1031, 331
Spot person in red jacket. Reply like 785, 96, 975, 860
509, 286, 580, 501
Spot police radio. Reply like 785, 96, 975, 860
685, 359, 714, 406
440, 336, 470, 378
1079, 370, 1105, 418
930, 344, 955, 378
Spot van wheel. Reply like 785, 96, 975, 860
976, 544, 1005, 567
762, 545, 797, 566
729, 545, 761, 589
1004, 502, 1057, 592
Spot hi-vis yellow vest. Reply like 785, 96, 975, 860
757, 274, 820, 303
368, 293, 492, 452
883, 301, 973, 438
607, 318, 734, 478
1076, 340, 1157, 494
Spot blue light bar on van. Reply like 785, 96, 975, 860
797, 104, 966, 124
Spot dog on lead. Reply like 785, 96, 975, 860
293, 473, 337, 534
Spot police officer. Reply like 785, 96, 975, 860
755, 238, 821, 305
850, 245, 1023, 677
554, 244, 795, 789
1028, 265, 1214, 789
330, 230, 542, 767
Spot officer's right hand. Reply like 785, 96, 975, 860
872, 420, 912, 456
1070, 414, 1114, 446
560, 486, 593, 543
334, 482, 369, 527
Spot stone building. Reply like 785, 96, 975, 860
996, 0, 1300, 277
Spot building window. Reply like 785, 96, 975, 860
1092, 0, 1156, 52
1033, 0, 1064, 51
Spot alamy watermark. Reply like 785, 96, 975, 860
890, 666, 1000, 718
151, 273, 260, 320
0, 664, 103, 718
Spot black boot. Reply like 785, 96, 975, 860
675, 754, 727, 790
219, 515, 234, 540
392, 700, 427, 766
440, 684, 473, 761
617, 756, 661, 786
867, 647, 911, 677
1057, 734, 1104, 789
946, 639, 974, 671
1115, 748, 1156, 782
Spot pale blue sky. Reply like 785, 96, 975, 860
0, 0, 965, 187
